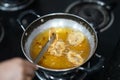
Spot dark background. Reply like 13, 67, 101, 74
0, 0, 120, 80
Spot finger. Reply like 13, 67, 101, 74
24, 60, 38, 70
24, 66, 35, 77
23, 76, 32, 80
22, 60, 38, 78
26, 77, 32, 80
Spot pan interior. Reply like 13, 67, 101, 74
24, 18, 95, 69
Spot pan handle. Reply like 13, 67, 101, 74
17, 10, 40, 32
78, 53, 104, 73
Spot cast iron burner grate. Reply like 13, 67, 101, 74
65, 1, 114, 32
32, 62, 92, 80
34, 68, 87, 80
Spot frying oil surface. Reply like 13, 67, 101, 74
30, 27, 90, 69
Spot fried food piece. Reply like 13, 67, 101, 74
48, 39, 66, 56
67, 51, 84, 66
67, 31, 85, 46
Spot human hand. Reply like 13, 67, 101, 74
0, 57, 38, 80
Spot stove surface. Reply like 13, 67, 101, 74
0, 0, 120, 80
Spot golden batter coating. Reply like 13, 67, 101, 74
48, 39, 66, 56
67, 50, 84, 66
67, 31, 85, 46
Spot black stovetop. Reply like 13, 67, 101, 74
0, 0, 120, 80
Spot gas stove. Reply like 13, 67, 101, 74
0, 0, 120, 80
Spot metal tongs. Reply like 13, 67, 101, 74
34, 33, 56, 64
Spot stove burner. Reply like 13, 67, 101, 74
0, 24, 4, 43
0, 0, 33, 11
34, 62, 92, 80
65, 1, 114, 32
35, 70, 87, 80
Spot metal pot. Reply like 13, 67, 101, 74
17, 10, 104, 79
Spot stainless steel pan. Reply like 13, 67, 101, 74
17, 10, 104, 79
